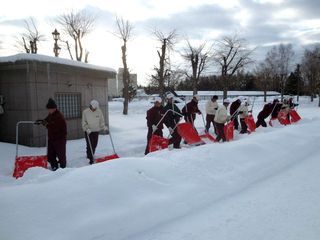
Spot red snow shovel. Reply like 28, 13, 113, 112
177, 122, 205, 145
13, 121, 48, 179
149, 134, 169, 153
88, 130, 120, 164
224, 121, 234, 141
244, 113, 256, 132
278, 111, 290, 125
289, 109, 301, 123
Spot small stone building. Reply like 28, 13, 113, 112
0, 54, 116, 147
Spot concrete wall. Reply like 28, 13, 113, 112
0, 59, 116, 147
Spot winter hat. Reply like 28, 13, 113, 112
193, 94, 200, 101
90, 99, 99, 109
212, 95, 218, 100
166, 93, 174, 99
46, 98, 57, 109
154, 97, 162, 103
223, 98, 231, 104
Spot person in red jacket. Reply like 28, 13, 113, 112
36, 98, 67, 170
145, 97, 165, 155
182, 95, 201, 126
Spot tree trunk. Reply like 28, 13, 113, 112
223, 75, 228, 99
121, 42, 129, 115
158, 40, 167, 100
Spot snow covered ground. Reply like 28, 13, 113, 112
1, 96, 320, 240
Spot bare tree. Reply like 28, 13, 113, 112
255, 62, 273, 102
301, 45, 320, 105
181, 40, 211, 95
16, 17, 45, 54
265, 43, 295, 100
57, 10, 95, 62
114, 17, 133, 115
213, 35, 254, 99
151, 29, 178, 100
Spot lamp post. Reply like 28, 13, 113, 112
52, 29, 61, 57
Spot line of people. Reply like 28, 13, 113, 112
35, 98, 108, 170
145, 94, 249, 154
256, 97, 298, 128
145, 94, 299, 154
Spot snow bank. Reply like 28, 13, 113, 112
0, 97, 319, 240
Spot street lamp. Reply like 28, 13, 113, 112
52, 29, 61, 57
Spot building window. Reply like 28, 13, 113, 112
55, 93, 81, 119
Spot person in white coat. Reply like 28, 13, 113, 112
214, 98, 231, 142
205, 95, 219, 134
238, 100, 249, 134
82, 100, 108, 164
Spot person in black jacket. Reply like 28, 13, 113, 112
145, 97, 165, 155
163, 93, 182, 149
35, 98, 67, 171
256, 101, 273, 128
270, 98, 282, 119
230, 98, 241, 130
182, 95, 201, 126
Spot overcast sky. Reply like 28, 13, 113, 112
0, 0, 319, 85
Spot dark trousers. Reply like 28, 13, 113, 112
233, 115, 239, 130
145, 127, 163, 155
184, 114, 196, 125
85, 132, 99, 161
215, 122, 226, 142
169, 128, 181, 148
239, 118, 248, 133
205, 114, 216, 134
256, 118, 267, 128
47, 138, 67, 169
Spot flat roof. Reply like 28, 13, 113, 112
0, 53, 116, 73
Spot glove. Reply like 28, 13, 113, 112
152, 124, 157, 132
34, 119, 43, 125
168, 127, 174, 134
86, 129, 92, 135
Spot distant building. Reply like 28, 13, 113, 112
108, 68, 137, 99
0, 54, 116, 147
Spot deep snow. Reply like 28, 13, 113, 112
0, 97, 320, 240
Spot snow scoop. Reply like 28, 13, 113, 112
277, 111, 290, 125
224, 121, 234, 141
13, 121, 48, 179
289, 109, 301, 123
244, 97, 256, 132
149, 134, 169, 153
176, 122, 205, 146
244, 114, 256, 132
92, 129, 120, 164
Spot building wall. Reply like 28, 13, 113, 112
0, 60, 115, 147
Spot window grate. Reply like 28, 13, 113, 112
55, 93, 81, 119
